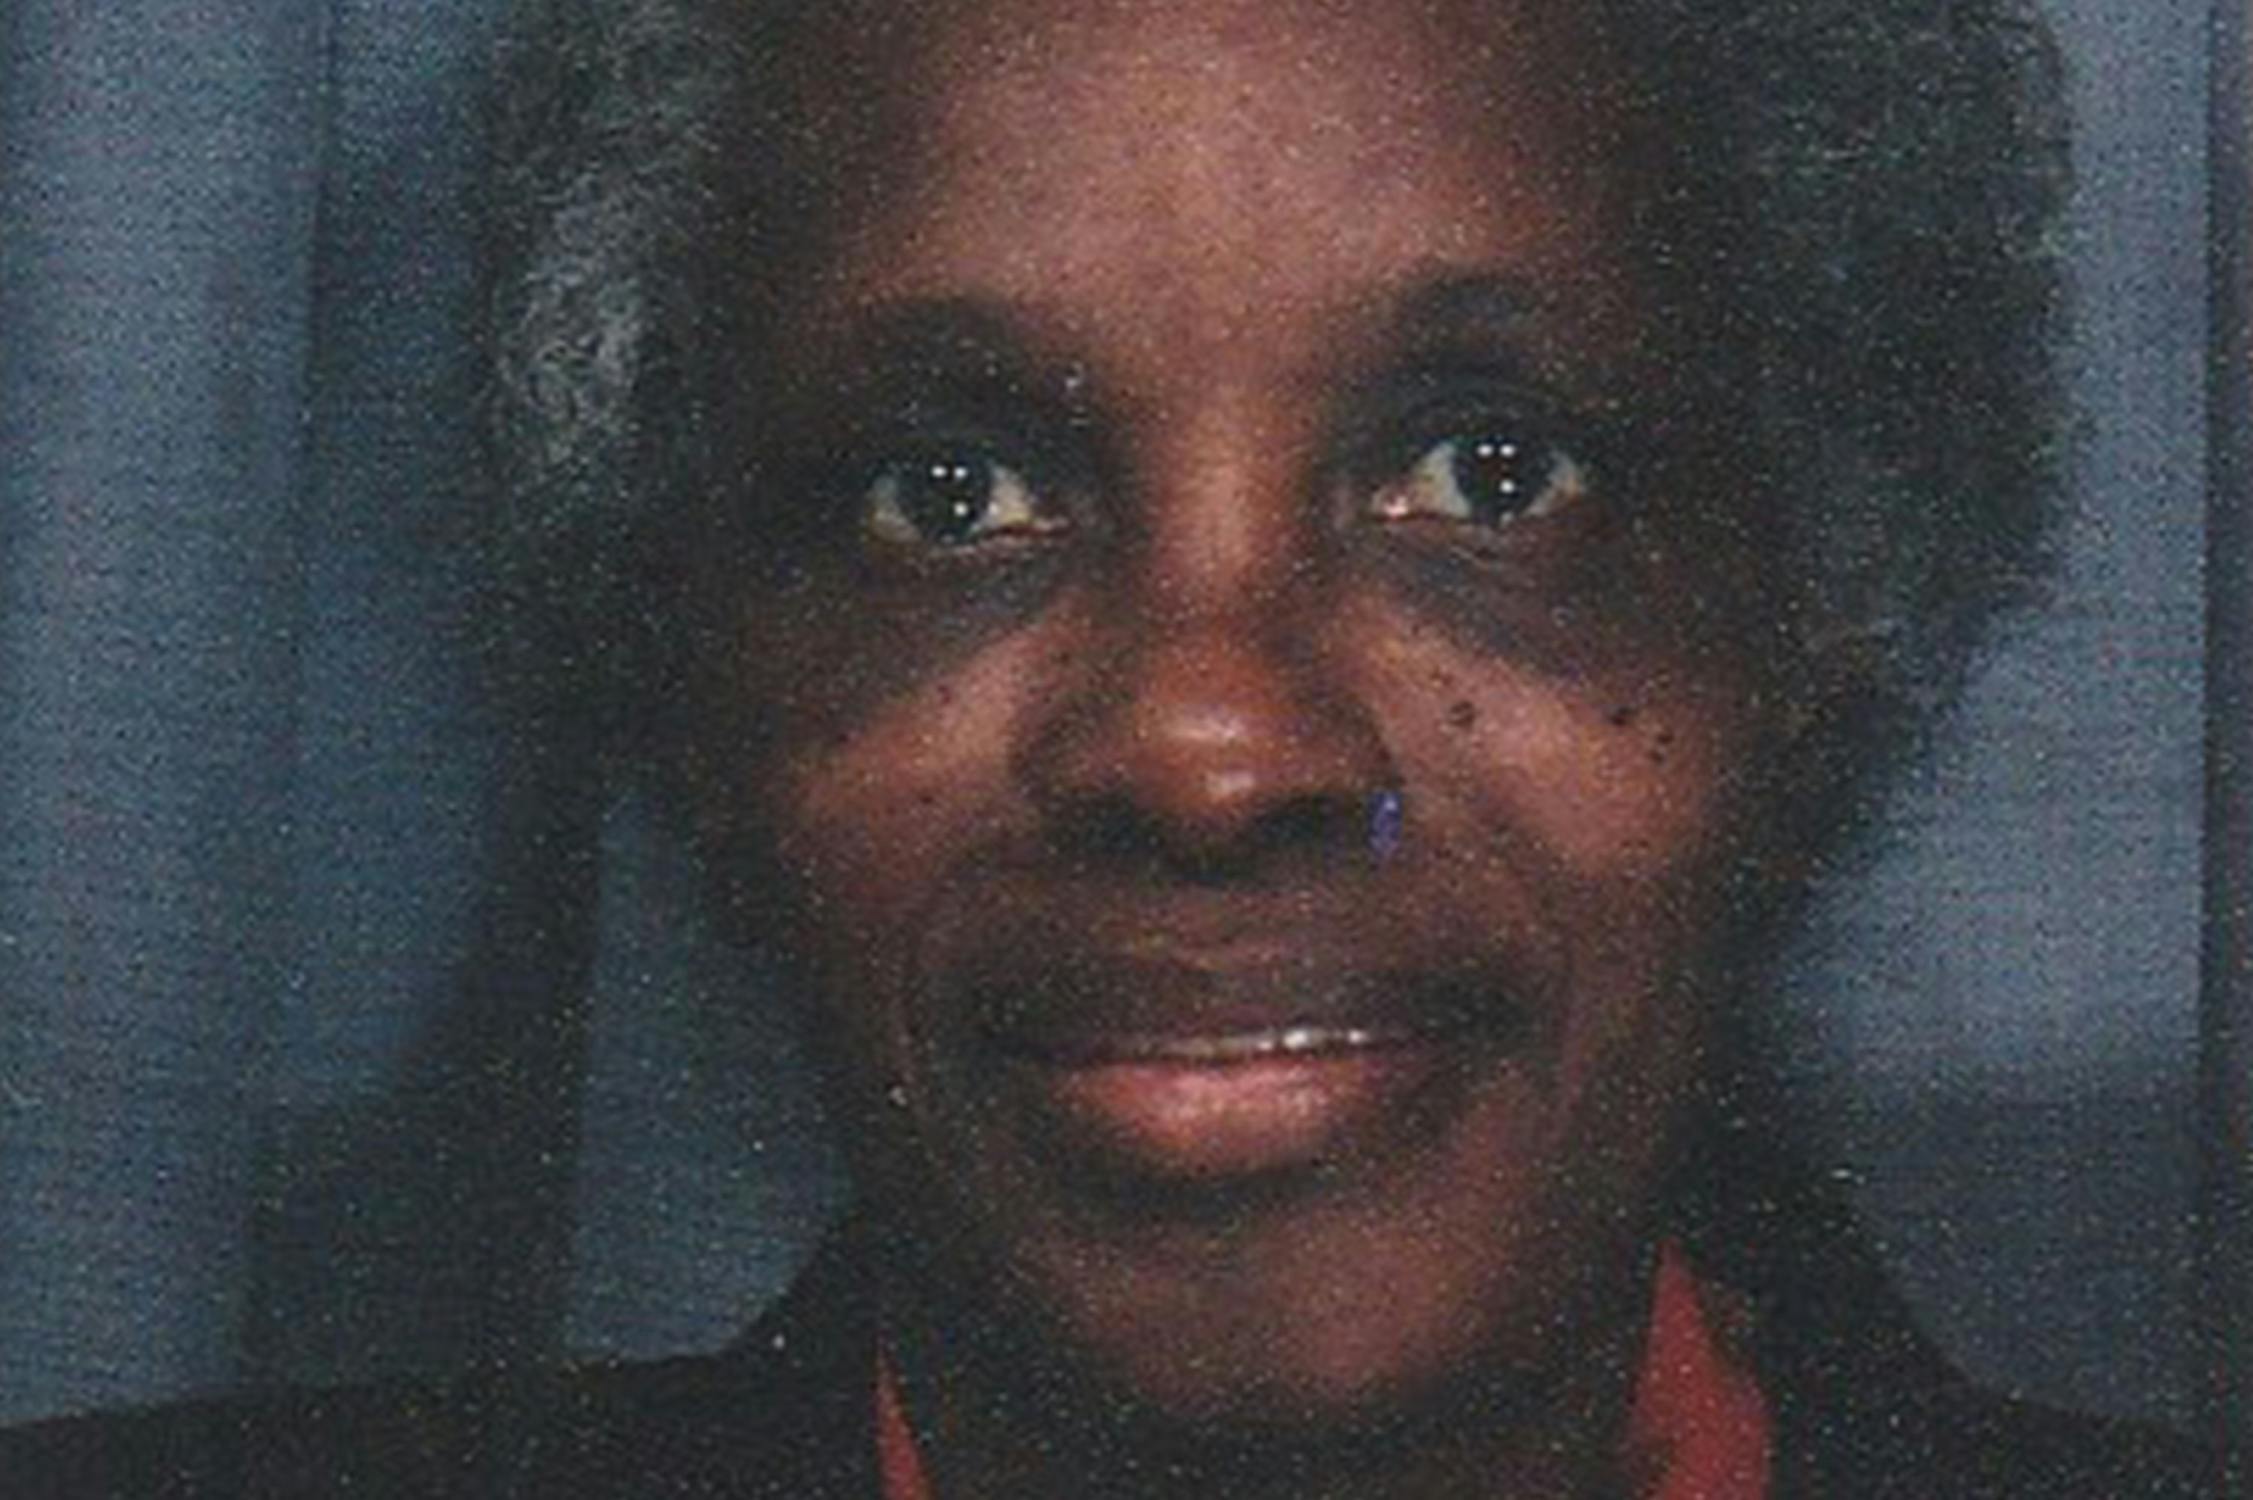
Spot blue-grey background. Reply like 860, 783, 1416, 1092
0, 0, 2210, 1427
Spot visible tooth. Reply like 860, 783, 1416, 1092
1092, 1023, 1415, 1064
1186, 1025, 1385, 1061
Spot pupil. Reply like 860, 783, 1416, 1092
903, 457, 990, 544
1452, 436, 1552, 522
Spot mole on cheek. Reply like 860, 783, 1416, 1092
1447, 700, 1478, 730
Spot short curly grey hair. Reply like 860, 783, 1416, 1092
485, 0, 2068, 869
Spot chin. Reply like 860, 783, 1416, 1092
865, 1037, 1666, 1450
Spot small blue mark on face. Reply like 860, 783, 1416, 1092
1369, 789, 1404, 861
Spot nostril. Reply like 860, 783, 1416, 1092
1253, 794, 1365, 860
1048, 794, 1167, 870
1045, 786, 1372, 879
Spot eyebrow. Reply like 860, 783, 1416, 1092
1383, 273, 1558, 360
790, 297, 1057, 407
1381, 271, 1650, 415
798, 271, 1611, 408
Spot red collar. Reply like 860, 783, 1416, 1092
876, 1245, 1771, 1500
1622, 1244, 1773, 1500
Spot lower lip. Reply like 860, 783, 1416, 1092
1017, 1033, 1455, 1182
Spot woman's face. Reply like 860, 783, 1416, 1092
688, 0, 1777, 1430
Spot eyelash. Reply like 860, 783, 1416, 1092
858, 445, 1067, 550
802, 387, 1598, 557
816, 414, 1085, 558
1345, 393, 1596, 528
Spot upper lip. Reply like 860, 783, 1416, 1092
905, 878, 1559, 1063
944, 899, 1529, 1066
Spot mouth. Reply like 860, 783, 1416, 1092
1013, 1019, 1429, 1065
962, 956, 1525, 1185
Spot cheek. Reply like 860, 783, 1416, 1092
1339, 593, 1753, 1138
1343, 593, 1749, 885
756, 626, 1052, 932
684, 613, 1059, 1128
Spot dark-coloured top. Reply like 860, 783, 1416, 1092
0, 1232, 2219, 1498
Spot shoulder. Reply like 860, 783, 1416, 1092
0, 1352, 866, 1500
1710, 1174, 2225, 1499
0, 1247, 878, 1499
1903, 1386, 2220, 1500
1775, 1351, 2222, 1498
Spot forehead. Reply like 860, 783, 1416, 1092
773, 0, 1649, 378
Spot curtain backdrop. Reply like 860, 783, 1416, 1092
0, 0, 2219, 1430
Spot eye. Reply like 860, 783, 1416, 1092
1364, 431, 1589, 529
860, 447, 1068, 551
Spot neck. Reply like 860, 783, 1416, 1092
880, 1274, 1652, 1500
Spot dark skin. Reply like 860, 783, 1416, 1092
680, 1, 1789, 1494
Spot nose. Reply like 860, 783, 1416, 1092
1024, 595, 1394, 876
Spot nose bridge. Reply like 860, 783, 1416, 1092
1127, 367, 1311, 613
1026, 399, 1390, 860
